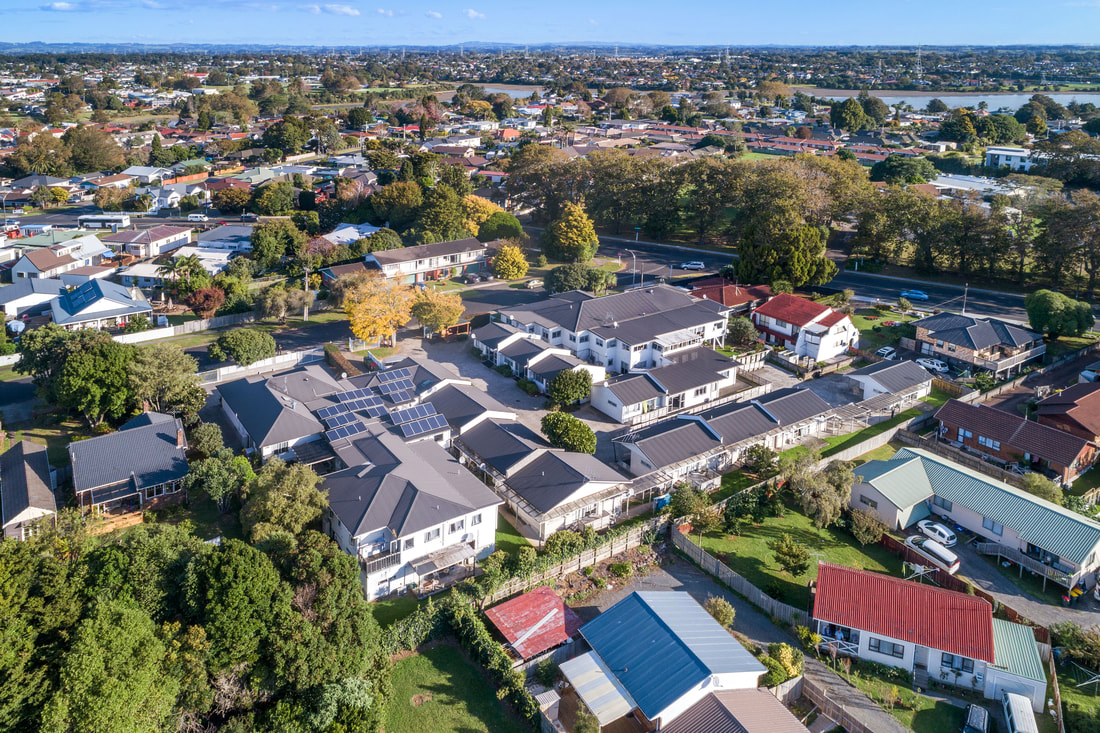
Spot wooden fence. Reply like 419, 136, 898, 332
1050, 652, 1067, 733
800, 675, 880, 733
672, 527, 810, 628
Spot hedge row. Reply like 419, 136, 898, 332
324, 343, 362, 377
378, 598, 447, 657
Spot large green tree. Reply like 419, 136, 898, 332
540, 412, 596, 454
240, 459, 327, 542
736, 224, 837, 287
543, 202, 598, 263
250, 219, 306, 268
62, 125, 125, 173
54, 340, 136, 426
1025, 289, 1095, 339
207, 328, 276, 366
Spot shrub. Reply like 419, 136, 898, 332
208, 328, 276, 366
547, 369, 592, 406
494, 364, 513, 378
516, 378, 541, 396
543, 529, 586, 557
760, 656, 789, 687
540, 412, 597, 454
535, 657, 559, 688
849, 508, 887, 546
536, 254, 548, 267
323, 343, 362, 377
593, 577, 607, 589
704, 596, 736, 629
609, 562, 632, 578
796, 625, 822, 651
767, 642, 804, 678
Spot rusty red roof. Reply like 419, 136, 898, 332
484, 586, 580, 660
814, 563, 995, 662
752, 292, 830, 327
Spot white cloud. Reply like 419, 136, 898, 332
376, 7, 392, 15
324, 3, 358, 13
425, 9, 441, 17
141, 0, 166, 7
463, 7, 484, 19
41, 1, 77, 9
300, 3, 321, 12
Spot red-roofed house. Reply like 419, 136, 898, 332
813, 563, 1047, 712
751, 293, 856, 361
689, 278, 772, 314
484, 586, 581, 661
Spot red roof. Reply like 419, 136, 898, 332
818, 311, 850, 328
484, 586, 581, 660
752, 293, 830, 328
691, 279, 772, 308
814, 563, 994, 663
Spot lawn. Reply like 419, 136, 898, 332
1059, 663, 1100, 733
385, 644, 529, 733
920, 386, 955, 408
711, 471, 762, 503
153, 496, 243, 543
0, 366, 26, 382
840, 660, 967, 733
1069, 467, 1100, 499
10, 414, 93, 467
851, 441, 905, 465
697, 505, 904, 609
850, 308, 917, 351
370, 594, 423, 627
780, 409, 926, 463
493, 511, 532, 557
1046, 333, 1099, 361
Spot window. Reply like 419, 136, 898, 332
632, 344, 645, 352
941, 653, 975, 673
595, 338, 604, 347
936, 339, 944, 348
404, 538, 415, 550
694, 387, 707, 397
933, 496, 953, 512
471, 514, 482, 526
957, 428, 973, 440
978, 435, 1001, 451
948, 344, 956, 352
860, 495, 879, 510
568, 334, 576, 342
551, 330, 562, 339
449, 519, 464, 534
424, 528, 440, 542
607, 399, 618, 407
982, 517, 1003, 536
868, 637, 905, 659
607, 340, 617, 348
579, 335, 589, 343
581, 504, 598, 518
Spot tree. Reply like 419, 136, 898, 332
727, 316, 759, 347
241, 458, 326, 542
668, 483, 719, 536
187, 287, 225, 319
94, 186, 129, 212
129, 343, 200, 417
55, 340, 136, 426
769, 532, 811, 576
742, 444, 778, 476
478, 211, 524, 242
356, 227, 403, 255
545, 262, 605, 294
849, 508, 887, 546
544, 202, 598, 263
737, 224, 837, 288
254, 286, 313, 324
344, 274, 414, 345
859, 94, 889, 126
262, 117, 310, 155
251, 182, 296, 216
1025, 289, 1095, 339
461, 193, 502, 236
250, 220, 306, 269
410, 288, 464, 334
540, 412, 597, 454
9, 134, 71, 177
547, 369, 592, 406
63, 125, 125, 173
870, 155, 939, 184
368, 181, 422, 231
212, 187, 251, 215
925, 98, 949, 114
1022, 473, 1064, 506
185, 447, 255, 513
188, 422, 224, 459
15, 322, 80, 399
704, 596, 736, 629
207, 329, 276, 366
830, 97, 868, 132
42, 601, 179, 733
492, 243, 529, 280
414, 184, 467, 241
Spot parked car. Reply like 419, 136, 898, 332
875, 346, 897, 360
187, 213, 209, 222
900, 289, 929, 301
917, 357, 950, 373
962, 703, 990, 733
525, 279, 543, 289
240, 213, 259, 222
680, 261, 705, 271
465, 274, 481, 284
905, 535, 961, 574
917, 519, 957, 547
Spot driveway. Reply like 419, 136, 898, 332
983, 349, 1100, 416
801, 374, 861, 407
753, 363, 802, 390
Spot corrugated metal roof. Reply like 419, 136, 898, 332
579, 591, 765, 720
814, 562, 995, 663
848, 359, 932, 394
991, 619, 1045, 684
662, 689, 810, 733
485, 586, 581, 660
559, 651, 637, 727
854, 456, 935, 509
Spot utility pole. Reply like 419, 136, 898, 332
916, 46, 923, 81
962, 282, 968, 315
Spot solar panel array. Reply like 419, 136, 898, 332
336, 388, 373, 402
376, 368, 412, 383
388, 390, 412, 404
317, 403, 350, 419
325, 420, 369, 442
399, 413, 449, 439
378, 378, 415, 395
344, 395, 385, 413
390, 403, 437, 425
324, 412, 359, 429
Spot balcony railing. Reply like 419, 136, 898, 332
361, 549, 401, 575
974, 541, 1078, 588
972, 343, 1046, 373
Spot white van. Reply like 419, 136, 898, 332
187, 213, 209, 222
905, 535, 961, 574
1002, 692, 1039, 733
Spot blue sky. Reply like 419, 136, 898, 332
1, 0, 1098, 46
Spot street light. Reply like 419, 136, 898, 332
626, 249, 637, 287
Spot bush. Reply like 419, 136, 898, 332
188, 422, 224, 459
704, 596, 736, 629
516, 378, 541, 396
536, 254, 548, 267
593, 577, 607, 589
122, 314, 152, 333
494, 364, 513, 378
208, 328, 276, 366
323, 343, 362, 377
540, 412, 596, 454
547, 369, 592, 406
767, 642, 803, 678
543, 529, 586, 557
795, 625, 822, 651
609, 562, 633, 578
760, 656, 789, 687
535, 657, 560, 688
848, 508, 887, 546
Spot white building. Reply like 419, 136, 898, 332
985, 146, 1035, 172
751, 293, 857, 362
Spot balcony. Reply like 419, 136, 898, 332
361, 548, 401, 575
973, 541, 1079, 589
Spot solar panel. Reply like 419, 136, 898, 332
378, 378, 414, 395
388, 390, 412, 404
336, 388, 372, 403
376, 367, 412, 384
390, 403, 437, 425
343, 395, 384, 413
399, 413, 449, 439
324, 420, 369, 442
324, 412, 358, 428
317, 403, 350, 419
364, 404, 388, 418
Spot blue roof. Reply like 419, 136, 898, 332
579, 591, 764, 719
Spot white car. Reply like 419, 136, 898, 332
187, 213, 209, 222
916, 357, 949, 373
679, 261, 705, 271
918, 519, 957, 547
875, 346, 897, 360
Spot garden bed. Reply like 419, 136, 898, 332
550, 544, 660, 604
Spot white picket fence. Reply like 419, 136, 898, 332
196, 347, 325, 385
113, 312, 257, 344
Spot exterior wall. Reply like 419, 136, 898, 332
220, 397, 253, 451
369, 249, 485, 282
850, 375, 932, 401
929, 647, 984, 692
794, 321, 858, 361
653, 670, 764, 728
984, 668, 1046, 713
939, 418, 1093, 484
1, 292, 56, 317
852, 484, 908, 530
260, 432, 321, 461
2, 507, 55, 540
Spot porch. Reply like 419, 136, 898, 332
411, 542, 480, 598
973, 541, 1080, 591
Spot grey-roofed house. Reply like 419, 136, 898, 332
912, 312, 1045, 378
661, 689, 809, 733
560, 591, 765, 729
321, 420, 501, 599
69, 412, 189, 517
196, 225, 254, 251
364, 237, 491, 285
851, 446, 1100, 592
49, 279, 153, 330
1, 441, 56, 540
0, 277, 65, 318
846, 359, 933, 401
423, 382, 517, 434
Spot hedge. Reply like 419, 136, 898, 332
324, 343, 362, 377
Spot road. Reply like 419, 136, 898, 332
19, 205, 247, 229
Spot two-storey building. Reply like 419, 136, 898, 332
911, 313, 1045, 378
364, 237, 493, 285
750, 293, 857, 362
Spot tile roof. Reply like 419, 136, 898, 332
1036, 383, 1100, 438
915, 312, 1039, 351
0, 440, 54, 526
485, 586, 582, 660
752, 293, 830, 327
848, 359, 933, 394
813, 562, 995, 663
934, 399, 1091, 467
22, 247, 77, 273
689, 280, 772, 308
69, 413, 189, 495
662, 690, 810, 733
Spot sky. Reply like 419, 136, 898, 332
1, 0, 1099, 47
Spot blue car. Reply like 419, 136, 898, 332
900, 289, 929, 301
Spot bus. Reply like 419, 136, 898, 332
77, 214, 131, 230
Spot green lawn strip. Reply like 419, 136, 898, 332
1058, 663, 1100, 733
1046, 334, 1099, 362
385, 644, 529, 733
920, 387, 955, 408
11, 415, 92, 467
840, 662, 968, 733
852, 441, 905, 465
711, 471, 761, 503
166, 314, 199, 326
697, 506, 903, 610
366, 346, 397, 360
370, 595, 422, 628
1069, 467, 1100, 499
819, 408, 923, 459
0, 366, 27, 382
850, 308, 917, 350
493, 511, 532, 557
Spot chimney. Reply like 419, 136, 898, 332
177, 427, 186, 448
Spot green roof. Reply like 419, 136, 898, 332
854, 455, 934, 509
13, 230, 90, 249
991, 619, 1045, 684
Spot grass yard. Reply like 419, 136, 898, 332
1069, 467, 1100, 499
385, 644, 529, 733
1046, 333, 1099, 361
0, 366, 26, 382
840, 661, 967, 733
920, 386, 955, 408
697, 505, 903, 609
851, 441, 905, 465
780, 409, 924, 463
10, 414, 93, 467
370, 594, 422, 627
850, 308, 917, 351
1058, 664, 1100, 733
711, 471, 762, 503
152, 496, 243, 543
493, 511, 532, 557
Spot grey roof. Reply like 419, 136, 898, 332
915, 312, 1040, 351
69, 413, 188, 495
196, 225, 253, 246
507, 451, 626, 514
350, 356, 458, 399
426, 383, 514, 431
500, 283, 706, 334
589, 303, 724, 346
848, 359, 933, 394
120, 411, 178, 430
472, 320, 523, 349
218, 366, 340, 448
662, 690, 810, 733
607, 373, 665, 404
368, 237, 486, 266
499, 337, 553, 368
646, 348, 736, 396
0, 278, 65, 304
527, 353, 584, 380
0, 441, 55, 526
50, 279, 151, 326
323, 426, 501, 538
459, 419, 546, 476
634, 420, 722, 469
580, 591, 765, 720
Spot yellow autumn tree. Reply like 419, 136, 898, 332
545, 201, 599, 263
491, 243, 529, 280
344, 274, 414, 345
410, 287, 466, 334
462, 194, 503, 237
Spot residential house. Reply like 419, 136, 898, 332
662, 690, 809, 733
472, 326, 604, 394
0, 278, 65, 318
50, 279, 152, 330
496, 285, 730, 374
1036, 383, 1100, 444
813, 563, 1047, 713
484, 586, 582, 662
118, 262, 170, 289
912, 312, 1045, 378
985, 146, 1035, 172
102, 225, 192, 258
364, 237, 491, 284
68, 412, 189, 517
688, 277, 772, 314
121, 165, 172, 184
170, 246, 231, 276
59, 265, 116, 288
751, 293, 858, 362
560, 591, 765, 730
319, 222, 381, 247
319, 261, 371, 287
424, 381, 517, 435
12, 246, 80, 280
84, 173, 134, 190
850, 447, 1100, 591
0, 441, 55, 540
196, 225, 253, 251
846, 359, 934, 401
934, 399, 1095, 485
